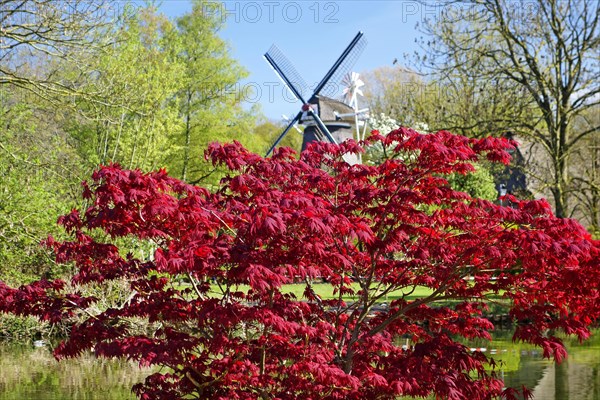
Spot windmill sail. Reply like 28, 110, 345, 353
264, 45, 309, 102
314, 32, 367, 98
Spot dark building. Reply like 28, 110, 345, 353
496, 131, 531, 199
301, 96, 359, 165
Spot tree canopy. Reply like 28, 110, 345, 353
0, 1, 267, 283
1, 130, 598, 399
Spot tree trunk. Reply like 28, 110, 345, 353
181, 90, 192, 182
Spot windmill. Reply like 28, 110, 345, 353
339, 71, 370, 163
264, 31, 367, 163
341, 72, 365, 114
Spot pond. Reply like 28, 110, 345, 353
0, 343, 149, 400
0, 330, 598, 399
486, 329, 600, 399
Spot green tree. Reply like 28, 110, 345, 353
571, 106, 600, 234
363, 65, 537, 139
446, 163, 499, 201
0, 2, 181, 286
362, 66, 425, 125
0, 89, 77, 284
417, 0, 600, 218
0, 0, 126, 103
167, 0, 255, 184
253, 118, 304, 155
0, 0, 264, 289
67, 5, 184, 172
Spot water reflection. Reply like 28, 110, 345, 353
0, 343, 150, 400
491, 329, 600, 400
1, 330, 598, 400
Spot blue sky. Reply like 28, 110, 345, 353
158, 1, 434, 120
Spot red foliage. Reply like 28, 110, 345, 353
1, 127, 599, 399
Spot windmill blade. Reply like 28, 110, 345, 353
313, 31, 367, 98
307, 108, 338, 145
282, 114, 302, 133
265, 111, 303, 156
264, 45, 309, 103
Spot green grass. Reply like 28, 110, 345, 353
205, 282, 434, 303
186, 281, 510, 310
283, 282, 434, 302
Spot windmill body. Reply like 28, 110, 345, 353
301, 96, 356, 159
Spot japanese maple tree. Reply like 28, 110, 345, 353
1, 128, 599, 400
